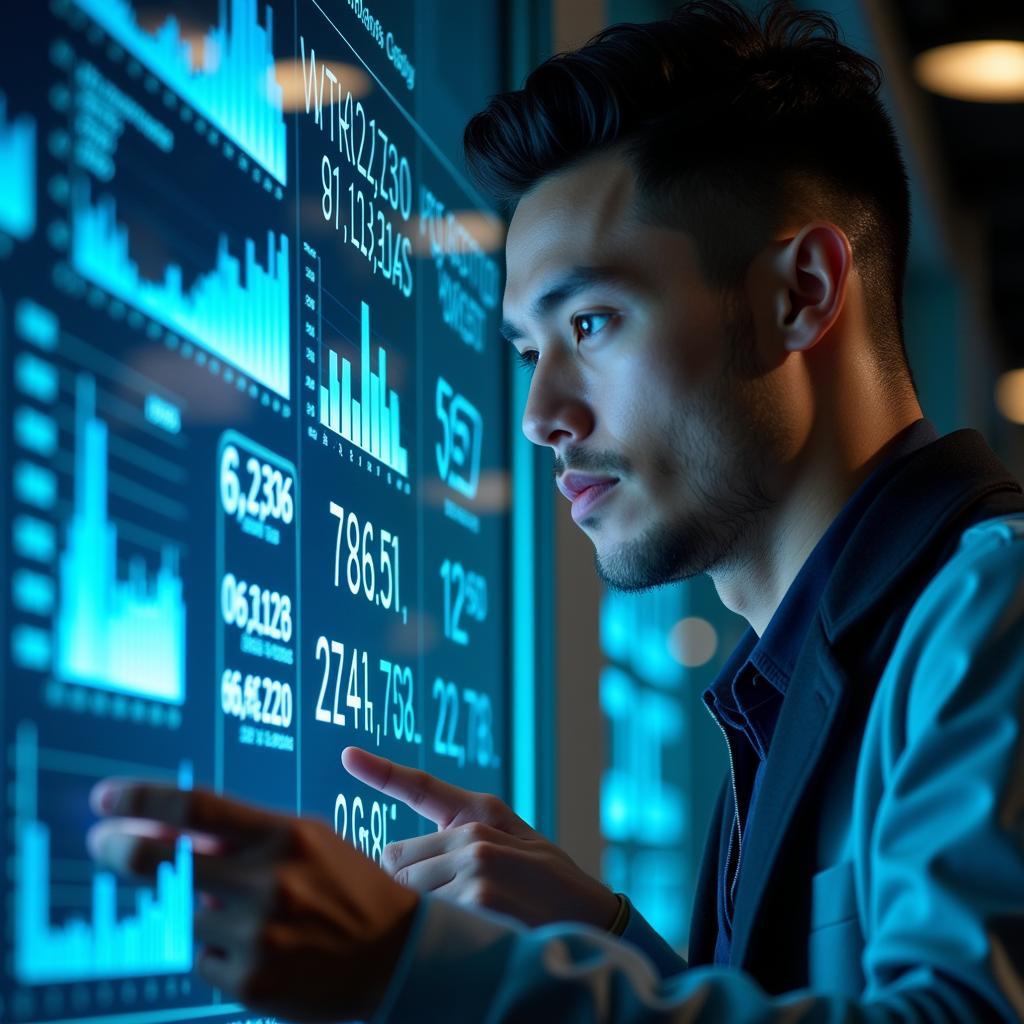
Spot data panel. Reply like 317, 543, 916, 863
0, 3, 508, 1022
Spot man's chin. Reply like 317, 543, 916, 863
592, 518, 717, 593
593, 544, 666, 594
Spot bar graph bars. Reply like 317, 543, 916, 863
56, 375, 187, 705
14, 721, 194, 984
71, 181, 291, 399
75, 0, 287, 184
319, 301, 409, 477
0, 93, 36, 240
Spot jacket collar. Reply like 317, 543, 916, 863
728, 427, 1023, 968
822, 428, 1022, 645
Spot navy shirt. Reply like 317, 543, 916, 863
704, 417, 939, 965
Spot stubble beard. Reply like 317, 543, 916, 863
594, 300, 780, 593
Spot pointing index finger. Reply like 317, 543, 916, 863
90, 778, 285, 841
341, 747, 473, 828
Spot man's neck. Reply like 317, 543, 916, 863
710, 408, 926, 637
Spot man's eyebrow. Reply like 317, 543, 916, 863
500, 266, 638, 344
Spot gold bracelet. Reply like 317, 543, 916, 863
607, 892, 630, 936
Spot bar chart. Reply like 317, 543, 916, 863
319, 301, 410, 477
71, 181, 291, 399
75, 0, 287, 184
13, 722, 194, 984
0, 93, 35, 240
55, 375, 187, 705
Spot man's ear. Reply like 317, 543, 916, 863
771, 221, 852, 354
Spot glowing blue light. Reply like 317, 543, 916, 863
12, 570, 55, 616
0, 93, 35, 240
601, 587, 687, 688
13, 406, 58, 457
12, 515, 57, 563
15, 298, 57, 350
11, 626, 51, 671
14, 353, 58, 403
600, 667, 686, 846
14, 461, 57, 510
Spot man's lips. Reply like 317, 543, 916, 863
556, 472, 620, 502
569, 480, 618, 522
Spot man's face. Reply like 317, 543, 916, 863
502, 151, 789, 592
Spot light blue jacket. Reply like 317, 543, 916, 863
375, 432, 1024, 1022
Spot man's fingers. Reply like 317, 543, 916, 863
194, 903, 257, 952
342, 747, 476, 827
196, 946, 247, 1000
90, 779, 285, 842
86, 820, 264, 896
390, 851, 458, 893
381, 820, 512, 874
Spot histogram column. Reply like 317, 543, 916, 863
5, 299, 192, 718
57, 375, 186, 704
72, 0, 287, 186
315, 296, 410, 480
70, 181, 291, 402
12, 721, 195, 983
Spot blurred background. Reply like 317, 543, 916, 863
508, 0, 1024, 953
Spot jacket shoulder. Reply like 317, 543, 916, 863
882, 512, 1024, 748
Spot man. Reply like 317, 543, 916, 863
88, 1, 1024, 1020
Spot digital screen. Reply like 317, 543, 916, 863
0, 3, 509, 1021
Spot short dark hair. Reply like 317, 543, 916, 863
465, 0, 918, 401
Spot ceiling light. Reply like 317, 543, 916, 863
913, 39, 1024, 102
668, 616, 717, 668
995, 368, 1024, 424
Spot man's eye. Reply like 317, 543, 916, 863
515, 349, 538, 373
571, 312, 613, 341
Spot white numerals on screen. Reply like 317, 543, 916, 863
220, 574, 293, 642
221, 669, 293, 729
329, 501, 402, 617
334, 793, 396, 864
314, 638, 417, 746
432, 678, 496, 769
220, 444, 294, 526
440, 560, 488, 646
314, 634, 372, 733
380, 658, 417, 742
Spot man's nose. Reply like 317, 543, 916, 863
520, 362, 594, 450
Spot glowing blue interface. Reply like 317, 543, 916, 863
0, 3, 508, 1021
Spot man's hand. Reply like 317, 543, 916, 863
86, 780, 419, 1023
342, 747, 620, 929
